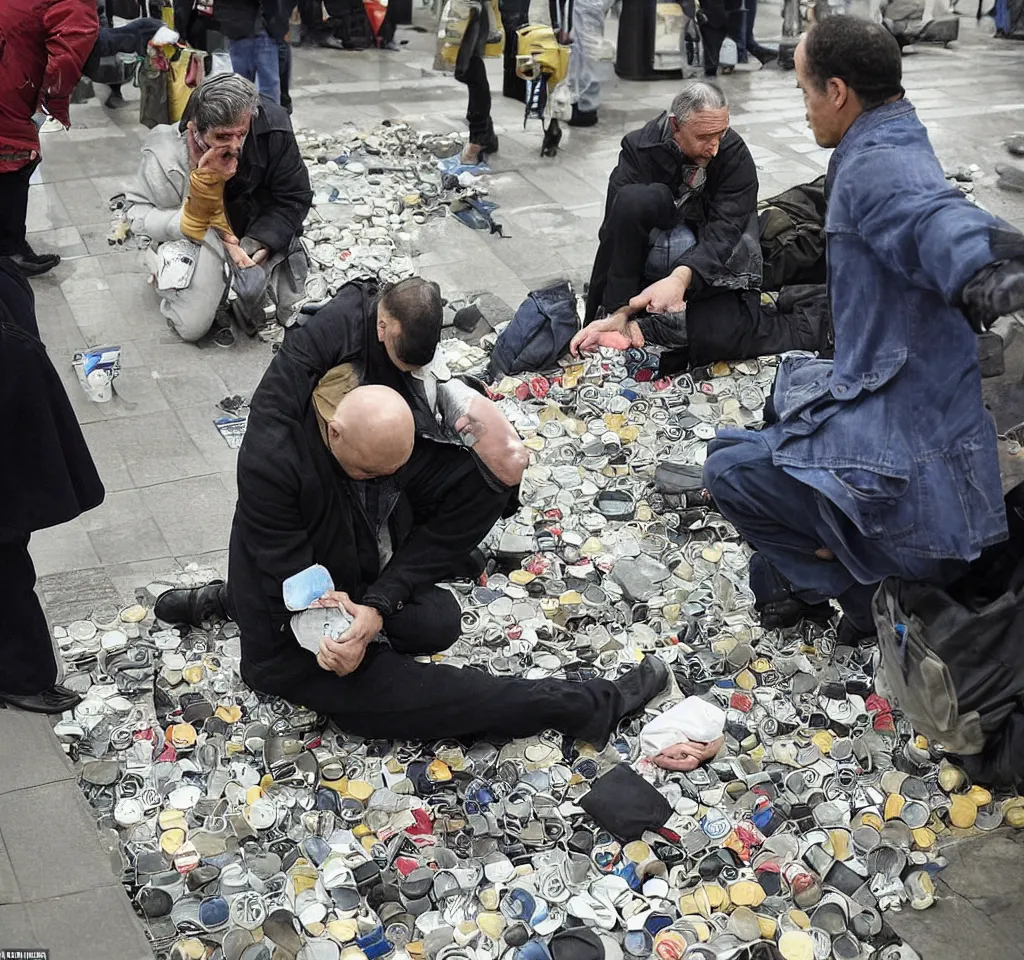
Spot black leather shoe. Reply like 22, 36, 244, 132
154, 580, 229, 626
568, 105, 598, 127
757, 596, 834, 630
0, 685, 82, 714
836, 616, 876, 647
9, 251, 60, 277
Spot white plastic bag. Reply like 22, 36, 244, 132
719, 37, 737, 68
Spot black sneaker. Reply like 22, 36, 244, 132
154, 581, 229, 626
105, 92, 129, 109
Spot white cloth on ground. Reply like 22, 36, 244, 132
640, 696, 727, 756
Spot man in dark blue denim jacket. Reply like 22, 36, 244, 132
703, 16, 1024, 640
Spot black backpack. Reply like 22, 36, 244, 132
758, 176, 828, 293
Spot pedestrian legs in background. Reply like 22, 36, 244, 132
0, 161, 60, 277
229, 34, 282, 103
277, 37, 292, 112
743, 0, 778, 63
725, 0, 748, 62
456, 55, 498, 163
567, 0, 605, 126
378, 1, 400, 48
696, 0, 728, 76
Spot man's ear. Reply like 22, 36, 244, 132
828, 76, 850, 111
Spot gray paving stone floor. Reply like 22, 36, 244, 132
3, 6, 1024, 957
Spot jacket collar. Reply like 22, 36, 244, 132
826, 98, 916, 196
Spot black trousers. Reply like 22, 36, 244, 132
0, 533, 58, 695
277, 38, 292, 109
586, 182, 827, 367
586, 182, 678, 323
457, 55, 493, 144
0, 162, 37, 258
272, 584, 625, 742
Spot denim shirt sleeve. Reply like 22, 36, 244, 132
831, 144, 997, 305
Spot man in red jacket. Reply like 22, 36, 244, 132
0, 0, 99, 277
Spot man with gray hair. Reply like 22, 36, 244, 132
577, 81, 827, 369
125, 73, 312, 345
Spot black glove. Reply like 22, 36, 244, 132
959, 259, 1024, 333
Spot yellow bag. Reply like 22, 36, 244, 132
515, 24, 570, 86
435, 0, 503, 71
162, 45, 206, 123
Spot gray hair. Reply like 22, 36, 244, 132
670, 80, 729, 124
180, 73, 260, 132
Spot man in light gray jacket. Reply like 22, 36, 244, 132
125, 73, 311, 344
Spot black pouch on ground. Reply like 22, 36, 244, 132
872, 482, 1024, 787
758, 177, 828, 293
579, 764, 672, 841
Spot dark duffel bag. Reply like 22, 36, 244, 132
873, 482, 1024, 787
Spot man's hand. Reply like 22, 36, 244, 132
309, 590, 383, 646
629, 266, 692, 315
316, 634, 369, 676
222, 235, 257, 269
198, 145, 239, 182
652, 737, 724, 772
569, 310, 645, 356
251, 247, 269, 266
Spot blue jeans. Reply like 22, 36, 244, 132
703, 433, 966, 630
229, 34, 281, 103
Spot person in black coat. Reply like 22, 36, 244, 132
577, 80, 829, 370
154, 278, 670, 742
0, 258, 105, 713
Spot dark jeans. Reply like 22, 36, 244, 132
587, 182, 827, 367
230, 33, 281, 103
725, 0, 747, 61
0, 162, 38, 258
457, 55, 493, 144
744, 0, 774, 60
0, 533, 58, 695
270, 585, 625, 741
703, 435, 967, 631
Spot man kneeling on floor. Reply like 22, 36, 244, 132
125, 73, 312, 346
575, 80, 829, 368
156, 283, 669, 742
703, 17, 1024, 642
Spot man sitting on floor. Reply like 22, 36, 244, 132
155, 282, 669, 742
125, 73, 312, 345
703, 16, 1024, 641
575, 80, 829, 368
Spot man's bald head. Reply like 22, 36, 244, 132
327, 385, 415, 480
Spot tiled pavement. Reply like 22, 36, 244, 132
3, 6, 1024, 957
